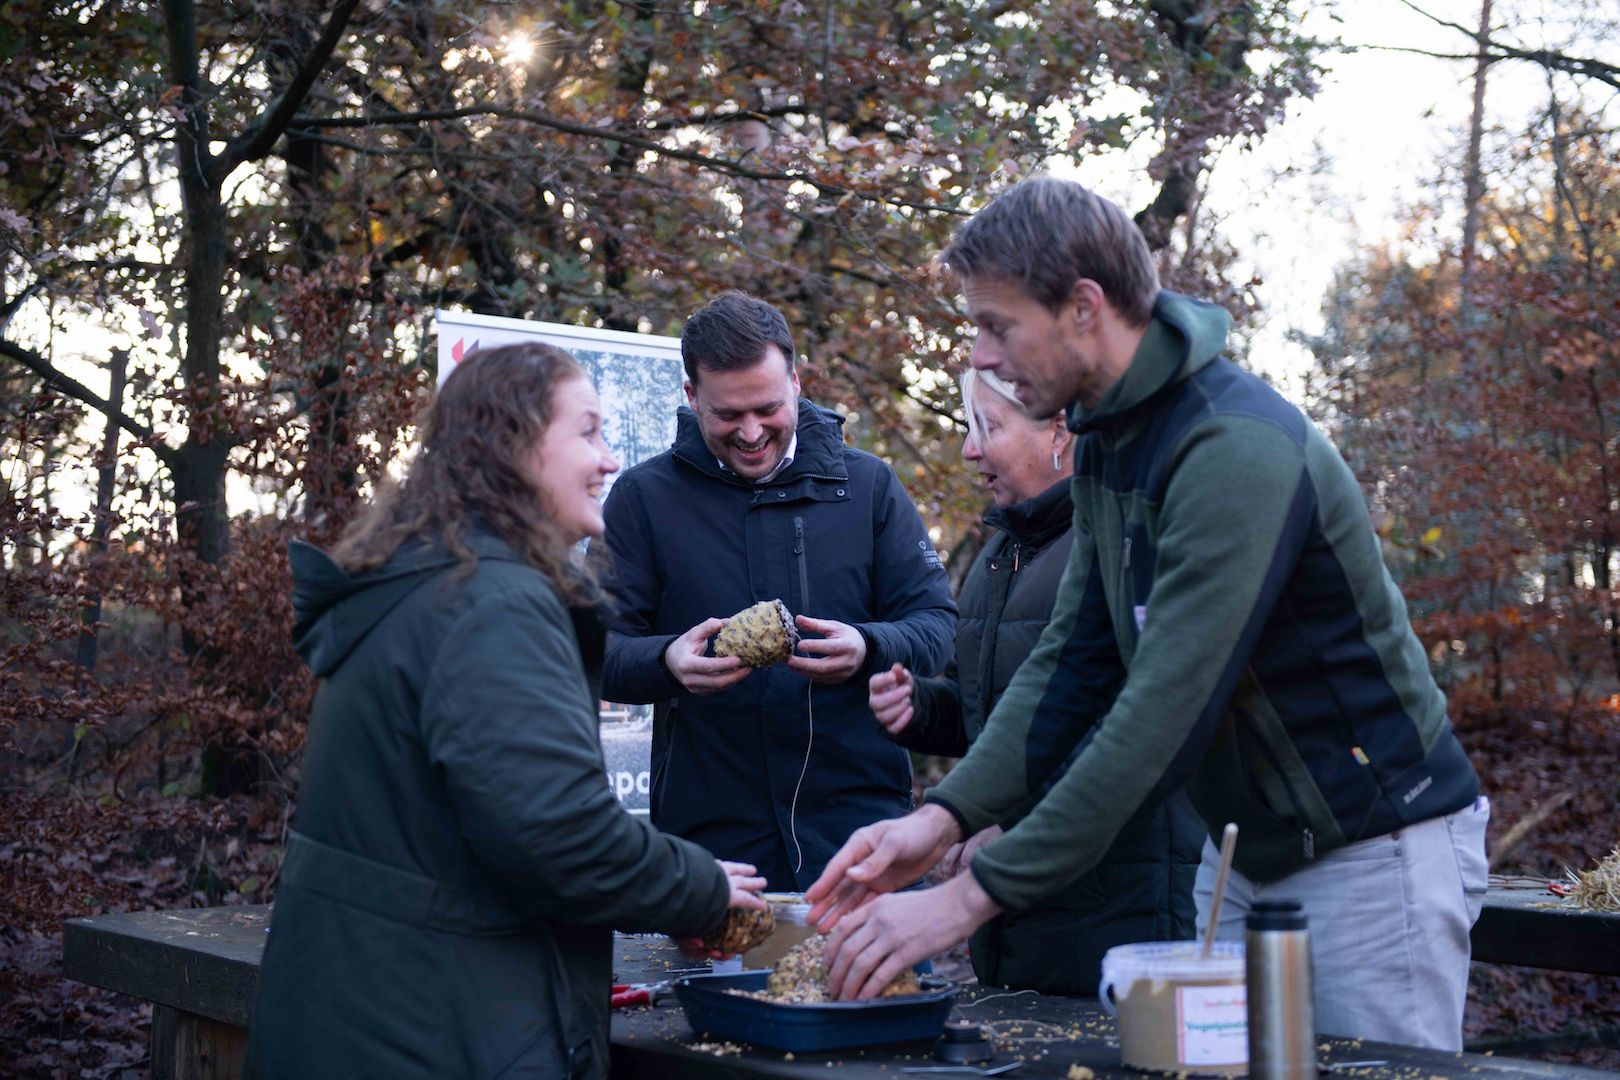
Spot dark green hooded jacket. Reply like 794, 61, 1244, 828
246, 529, 730, 1079
928, 292, 1478, 910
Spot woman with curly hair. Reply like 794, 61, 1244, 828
248, 344, 764, 1079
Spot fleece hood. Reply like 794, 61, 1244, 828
1068, 290, 1232, 435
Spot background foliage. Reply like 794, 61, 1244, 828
1, 0, 1615, 1075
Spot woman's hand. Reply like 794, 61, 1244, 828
868, 662, 915, 737
720, 859, 768, 911
673, 860, 767, 960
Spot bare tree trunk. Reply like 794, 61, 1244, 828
75, 348, 129, 674
278, 21, 353, 527
162, 0, 360, 794
66, 349, 129, 782
165, 0, 233, 575
1135, 0, 1256, 250
1458, 0, 1493, 329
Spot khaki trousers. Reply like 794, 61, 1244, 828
1195, 796, 1490, 1051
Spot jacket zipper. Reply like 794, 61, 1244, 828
1120, 532, 1134, 633
793, 516, 810, 612
1245, 710, 1319, 861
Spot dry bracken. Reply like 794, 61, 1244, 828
1563, 846, 1620, 912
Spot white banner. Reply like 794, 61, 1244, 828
435, 310, 684, 814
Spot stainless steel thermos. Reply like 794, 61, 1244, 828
1245, 899, 1316, 1080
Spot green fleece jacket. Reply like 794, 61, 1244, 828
926, 292, 1478, 909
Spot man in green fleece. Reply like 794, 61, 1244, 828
808, 176, 1489, 1051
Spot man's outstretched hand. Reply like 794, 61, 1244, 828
821, 874, 1001, 1000
805, 804, 963, 934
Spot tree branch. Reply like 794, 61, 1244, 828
639, 103, 806, 132
214, 0, 363, 180
1389, 0, 1620, 90
0, 338, 171, 462
287, 104, 967, 216
1485, 42, 1620, 91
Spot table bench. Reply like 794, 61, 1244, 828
63, 894, 1615, 1080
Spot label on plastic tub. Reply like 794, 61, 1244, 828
1176, 984, 1248, 1066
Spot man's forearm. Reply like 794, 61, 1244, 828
950, 862, 1004, 931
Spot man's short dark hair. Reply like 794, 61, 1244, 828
943, 175, 1160, 326
680, 291, 796, 384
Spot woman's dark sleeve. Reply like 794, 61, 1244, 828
889, 658, 972, 758
419, 583, 729, 937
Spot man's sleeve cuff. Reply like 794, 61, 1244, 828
968, 859, 1019, 913
921, 790, 973, 840
652, 634, 684, 691
851, 625, 880, 682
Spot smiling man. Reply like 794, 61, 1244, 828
598, 291, 956, 891
807, 177, 1488, 1053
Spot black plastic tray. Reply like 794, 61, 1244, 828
673, 970, 959, 1052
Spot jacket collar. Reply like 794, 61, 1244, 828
672, 397, 850, 487
984, 477, 1073, 549
1066, 290, 1232, 436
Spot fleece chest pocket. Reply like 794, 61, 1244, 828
1118, 523, 1157, 632
781, 497, 869, 618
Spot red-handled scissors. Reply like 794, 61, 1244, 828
610, 981, 673, 1008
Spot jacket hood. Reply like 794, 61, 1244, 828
1067, 290, 1231, 435
289, 531, 523, 676
984, 477, 1073, 549
672, 398, 849, 485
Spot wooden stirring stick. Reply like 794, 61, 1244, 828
1201, 822, 1239, 959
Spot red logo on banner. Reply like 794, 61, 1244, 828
451, 337, 480, 363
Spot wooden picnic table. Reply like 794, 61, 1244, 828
1469, 875, 1620, 976
62, 894, 1616, 1080
605, 935, 1609, 1079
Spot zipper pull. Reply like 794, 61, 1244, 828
1303, 829, 1315, 861
1012, 543, 1021, 573
1123, 535, 1132, 570
793, 516, 810, 613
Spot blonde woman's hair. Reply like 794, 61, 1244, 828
960, 367, 1029, 447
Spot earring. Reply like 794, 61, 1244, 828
1052, 449, 1062, 471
